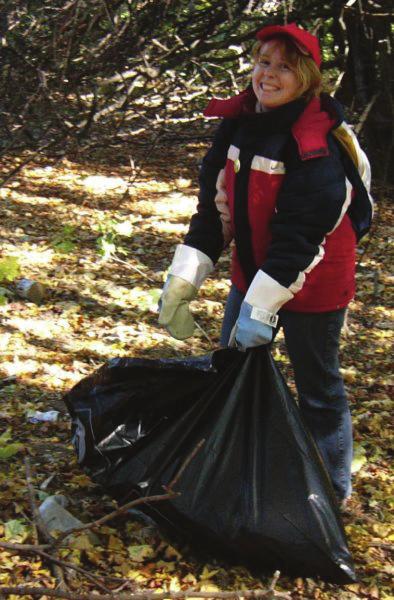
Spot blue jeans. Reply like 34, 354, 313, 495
220, 284, 352, 501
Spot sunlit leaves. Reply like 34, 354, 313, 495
0, 429, 23, 460
69, 533, 95, 551
0, 256, 20, 282
95, 216, 133, 261
0, 139, 392, 598
128, 544, 156, 562
4, 519, 29, 542
51, 225, 77, 254
351, 443, 367, 474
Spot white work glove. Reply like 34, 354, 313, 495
231, 301, 274, 351
158, 275, 197, 340
158, 245, 214, 340
229, 270, 280, 352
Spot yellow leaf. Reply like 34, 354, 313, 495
169, 576, 181, 591
86, 548, 104, 566
70, 533, 93, 551
71, 474, 95, 488
117, 562, 132, 576
156, 560, 176, 573
200, 583, 220, 593
372, 523, 393, 539
367, 585, 380, 599
108, 534, 125, 551
351, 443, 367, 474
200, 566, 220, 580
182, 573, 197, 585
128, 544, 155, 562
163, 544, 182, 561
126, 569, 147, 582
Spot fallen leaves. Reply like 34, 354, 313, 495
128, 544, 156, 563
3, 519, 30, 543
0, 143, 392, 599
0, 429, 24, 460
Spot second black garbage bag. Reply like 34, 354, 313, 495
65, 347, 356, 583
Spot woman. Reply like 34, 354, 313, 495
158, 23, 373, 503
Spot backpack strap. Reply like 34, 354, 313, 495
332, 123, 374, 241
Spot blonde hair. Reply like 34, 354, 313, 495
252, 35, 322, 102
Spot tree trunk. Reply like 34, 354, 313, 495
335, 1, 393, 182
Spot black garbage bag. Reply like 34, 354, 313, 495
64, 347, 356, 583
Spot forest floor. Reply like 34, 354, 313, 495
0, 132, 392, 600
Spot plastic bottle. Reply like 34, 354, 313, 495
39, 495, 99, 543
15, 279, 45, 304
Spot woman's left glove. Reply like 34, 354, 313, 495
158, 275, 197, 340
229, 270, 280, 351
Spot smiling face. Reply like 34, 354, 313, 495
252, 39, 302, 110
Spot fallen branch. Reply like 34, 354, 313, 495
195, 320, 214, 347
54, 490, 178, 545
6, 432, 208, 596
354, 93, 379, 135
0, 585, 291, 599
0, 136, 67, 188
269, 570, 281, 591
54, 438, 206, 545
111, 255, 157, 284
24, 457, 67, 589
25, 457, 55, 544
0, 541, 112, 594
0, 541, 51, 552
368, 542, 394, 551
164, 438, 205, 492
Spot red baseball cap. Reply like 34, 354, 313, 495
256, 22, 321, 68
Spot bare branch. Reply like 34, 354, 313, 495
25, 457, 55, 544
354, 93, 379, 135
0, 586, 291, 599
0, 541, 112, 594
54, 437, 206, 545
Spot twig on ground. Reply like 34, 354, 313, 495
54, 437, 206, 545
164, 438, 206, 492
25, 457, 67, 588
0, 587, 292, 599
0, 541, 112, 594
25, 457, 55, 544
0, 541, 51, 552
268, 571, 281, 591
194, 320, 214, 346
111, 255, 157, 283
369, 542, 394, 551
54, 491, 177, 545
0, 137, 66, 188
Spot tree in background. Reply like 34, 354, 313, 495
0, 0, 392, 181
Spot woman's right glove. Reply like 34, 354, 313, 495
158, 244, 214, 340
158, 275, 197, 340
